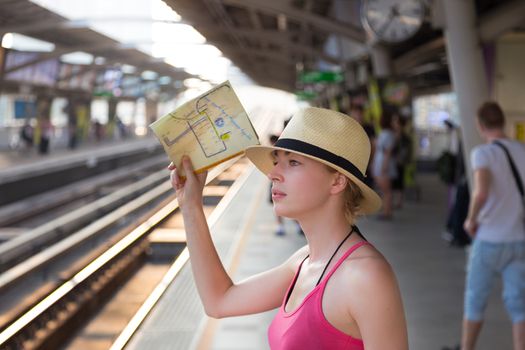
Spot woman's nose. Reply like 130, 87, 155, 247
267, 163, 283, 182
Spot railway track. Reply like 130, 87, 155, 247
0, 155, 168, 229
0, 156, 170, 274
0, 155, 250, 350
0, 107, 275, 349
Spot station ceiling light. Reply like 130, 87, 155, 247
1, 32, 55, 52
94, 56, 106, 65
158, 76, 171, 85
141, 70, 158, 80
121, 64, 137, 74
30, 0, 247, 85
60, 51, 94, 65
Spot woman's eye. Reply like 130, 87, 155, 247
289, 160, 300, 166
272, 161, 278, 166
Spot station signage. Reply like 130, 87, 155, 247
299, 71, 343, 84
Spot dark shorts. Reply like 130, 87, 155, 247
392, 165, 405, 190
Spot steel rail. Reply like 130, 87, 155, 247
0, 155, 167, 227
109, 163, 255, 350
0, 168, 169, 272
0, 154, 243, 348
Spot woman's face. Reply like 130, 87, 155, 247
268, 150, 335, 219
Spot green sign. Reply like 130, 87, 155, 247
295, 90, 317, 100
93, 90, 113, 98
299, 71, 343, 84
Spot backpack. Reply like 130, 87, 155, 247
437, 151, 456, 185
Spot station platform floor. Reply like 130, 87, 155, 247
127, 164, 513, 350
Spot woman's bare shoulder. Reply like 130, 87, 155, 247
283, 245, 309, 271
339, 244, 408, 347
341, 244, 397, 292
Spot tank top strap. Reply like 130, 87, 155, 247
318, 241, 370, 285
283, 254, 310, 305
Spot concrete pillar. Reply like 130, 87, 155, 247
442, 0, 488, 186
108, 98, 118, 123
356, 61, 369, 86
370, 45, 392, 78
344, 62, 358, 92
145, 99, 158, 125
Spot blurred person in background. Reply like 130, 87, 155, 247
37, 116, 53, 155
440, 120, 471, 248
65, 100, 78, 150
460, 101, 525, 350
391, 114, 412, 210
20, 119, 34, 151
92, 119, 104, 142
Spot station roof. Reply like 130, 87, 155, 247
164, 0, 525, 93
0, 0, 191, 97
1, 0, 525, 97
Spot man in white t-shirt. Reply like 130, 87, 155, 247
461, 102, 525, 350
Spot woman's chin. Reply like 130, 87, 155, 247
273, 206, 297, 219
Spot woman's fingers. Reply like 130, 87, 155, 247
171, 169, 182, 190
182, 156, 194, 175
169, 157, 207, 191
172, 162, 187, 190
183, 156, 202, 184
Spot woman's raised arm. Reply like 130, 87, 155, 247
170, 157, 304, 318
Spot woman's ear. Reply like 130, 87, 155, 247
331, 172, 348, 195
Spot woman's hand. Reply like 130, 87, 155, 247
169, 156, 207, 208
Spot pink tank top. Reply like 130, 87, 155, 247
268, 241, 369, 350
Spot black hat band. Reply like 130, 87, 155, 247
274, 138, 365, 182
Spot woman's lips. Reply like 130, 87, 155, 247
272, 189, 286, 200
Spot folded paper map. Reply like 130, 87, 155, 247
150, 81, 260, 176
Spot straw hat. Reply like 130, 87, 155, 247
245, 107, 382, 214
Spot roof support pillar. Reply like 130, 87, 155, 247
441, 0, 487, 187
370, 45, 392, 79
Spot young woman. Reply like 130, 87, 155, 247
170, 107, 408, 349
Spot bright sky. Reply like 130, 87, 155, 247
25, 0, 249, 85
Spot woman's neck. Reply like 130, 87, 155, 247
297, 208, 355, 262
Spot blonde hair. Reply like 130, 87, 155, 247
325, 165, 364, 223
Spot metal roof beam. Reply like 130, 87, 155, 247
222, 0, 365, 43
213, 29, 339, 64
0, 19, 69, 34
393, 37, 445, 73
56, 65, 105, 82
3, 43, 120, 74
478, 0, 525, 41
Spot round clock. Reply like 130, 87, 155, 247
361, 0, 426, 44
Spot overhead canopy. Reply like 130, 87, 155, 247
164, 0, 525, 93
1, 0, 525, 96
0, 0, 191, 97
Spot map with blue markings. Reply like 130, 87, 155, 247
150, 81, 260, 176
